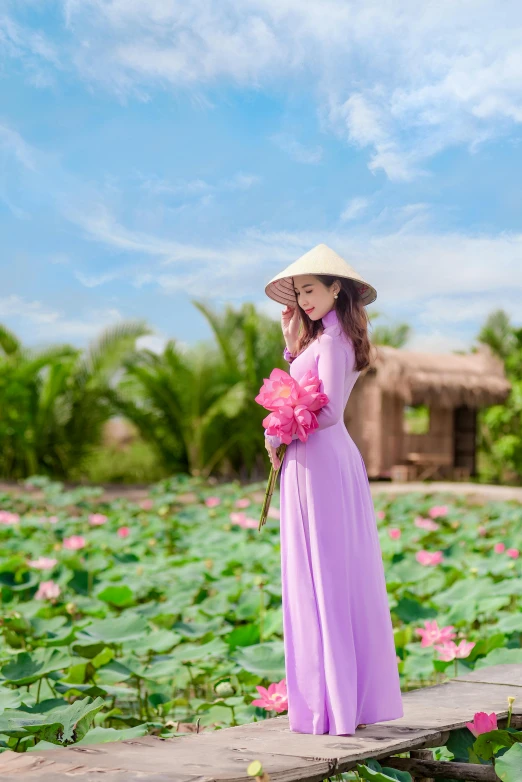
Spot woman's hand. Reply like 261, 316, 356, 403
265, 437, 281, 470
281, 305, 300, 350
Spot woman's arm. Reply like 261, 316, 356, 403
313, 334, 349, 431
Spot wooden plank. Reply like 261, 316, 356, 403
0, 665, 520, 780
452, 663, 522, 687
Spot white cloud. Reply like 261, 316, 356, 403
271, 132, 323, 164
137, 171, 260, 202
223, 172, 262, 190
49, 1, 522, 180
0, 124, 38, 171
74, 270, 122, 287
340, 196, 370, 222
0, 294, 126, 343
0, 295, 60, 324
404, 330, 471, 354
59, 200, 522, 334
136, 334, 168, 354
0, 13, 60, 87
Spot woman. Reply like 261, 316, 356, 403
263, 243, 403, 736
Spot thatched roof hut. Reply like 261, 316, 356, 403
345, 343, 511, 480
369, 343, 511, 408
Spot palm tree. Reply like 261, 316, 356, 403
476, 310, 522, 483
477, 309, 517, 362
111, 301, 286, 480
368, 311, 412, 347
0, 320, 150, 479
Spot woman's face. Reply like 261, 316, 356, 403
292, 274, 339, 320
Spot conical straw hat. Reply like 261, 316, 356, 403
265, 243, 377, 307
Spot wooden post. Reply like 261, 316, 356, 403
382, 756, 500, 780
410, 749, 434, 782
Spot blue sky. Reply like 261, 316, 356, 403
1, 0, 521, 354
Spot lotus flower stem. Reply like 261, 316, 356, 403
259, 444, 288, 531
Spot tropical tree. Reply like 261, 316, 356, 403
111, 301, 287, 480
369, 310, 412, 348
0, 321, 150, 479
476, 309, 522, 483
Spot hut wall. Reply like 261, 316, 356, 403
379, 392, 405, 476
344, 377, 365, 449
402, 406, 454, 460
345, 373, 381, 477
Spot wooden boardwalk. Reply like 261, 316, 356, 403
0, 664, 520, 781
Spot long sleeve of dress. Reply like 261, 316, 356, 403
313, 333, 349, 432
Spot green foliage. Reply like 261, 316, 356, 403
477, 310, 522, 483
356, 758, 412, 781
368, 310, 412, 348
109, 300, 289, 480
0, 479, 519, 754
495, 743, 522, 781
73, 439, 169, 484
0, 320, 150, 479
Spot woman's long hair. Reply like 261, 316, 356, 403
292, 274, 373, 371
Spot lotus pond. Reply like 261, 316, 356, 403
0, 474, 521, 769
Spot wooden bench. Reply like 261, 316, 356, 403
406, 452, 454, 481
0, 663, 520, 781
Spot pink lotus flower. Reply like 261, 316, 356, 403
251, 679, 288, 713
428, 505, 449, 518
205, 496, 221, 508
255, 368, 301, 411
376, 510, 385, 520
229, 512, 258, 529
506, 548, 519, 558
89, 513, 107, 526
494, 542, 506, 553
117, 526, 131, 538
434, 639, 476, 661
388, 528, 401, 539
28, 556, 58, 570
478, 525, 487, 536
35, 580, 61, 600
416, 549, 444, 566
267, 506, 280, 519
235, 498, 251, 508
139, 499, 154, 510
415, 620, 456, 647
257, 368, 330, 529
465, 712, 498, 737
414, 516, 440, 531
63, 535, 86, 550
257, 368, 328, 445
0, 510, 20, 525
48, 515, 59, 524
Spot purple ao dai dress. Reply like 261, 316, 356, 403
264, 307, 403, 735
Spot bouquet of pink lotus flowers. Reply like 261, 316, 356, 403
255, 367, 329, 531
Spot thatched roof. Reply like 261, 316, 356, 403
368, 343, 511, 408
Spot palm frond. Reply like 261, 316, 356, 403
0, 324, 22, 356
78, 319, 152, 383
